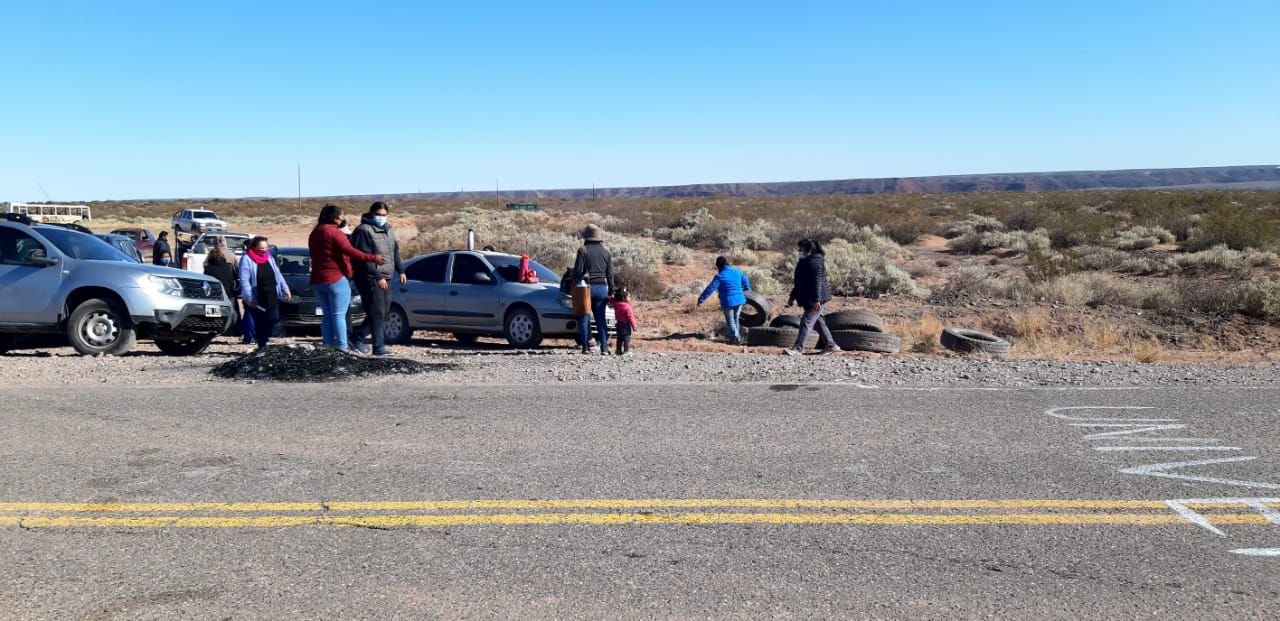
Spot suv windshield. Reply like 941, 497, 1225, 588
193, 211, 218, 219
488, 255, 560, 283
39, 228, 133, 262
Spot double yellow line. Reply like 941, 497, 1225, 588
0, 499, 1275, 530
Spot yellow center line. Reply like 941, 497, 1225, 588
5, 498, 1255, 514
0, 512, 1273, 529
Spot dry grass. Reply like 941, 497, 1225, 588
891, 313, 945, 353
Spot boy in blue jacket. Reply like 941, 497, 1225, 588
697, 256, 752, 344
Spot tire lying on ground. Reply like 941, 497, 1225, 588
769, 315, 802, 329
743, 326, 817, 348
824, 309, 885, 333
940, 327, 1012, 358
739, 291, 771, 328
831, 329, 902, 354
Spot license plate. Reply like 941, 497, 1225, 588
205, 305, 222, 318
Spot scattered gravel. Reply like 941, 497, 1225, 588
3, 337, 1277, 388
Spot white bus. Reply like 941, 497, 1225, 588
5, 202, 92, 223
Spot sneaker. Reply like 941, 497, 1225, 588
782, 348, 802, 356
600, 348, 612, 356
372, 348, 393, 356
349, 340, 369, 355
621, 350, 635, 356
819, 345, 842, 356
581, 347, 593, 355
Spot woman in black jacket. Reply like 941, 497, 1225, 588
203, 246, 252, 344
785, 239, 840, 355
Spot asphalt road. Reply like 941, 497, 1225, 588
2, 382, 1279, 619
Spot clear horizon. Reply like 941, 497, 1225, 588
3, 1, 1277, 202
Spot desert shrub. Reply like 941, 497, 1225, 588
653, 209, 777, 252
1172, 245, 1280, 273
1114, 225, 1175, 250
1070, 245, 1127, 271
739, 266, 784, 295
1033, 272, 1150, 308
1176, 280, 1250, 315
939, 214, 1004, 238
727, 248, 759, 266
1239, 277, 1280, 324
948, 229, 1050, 255
933, 266, 1033, 302
1025, 246, 1073, 282
615, 264, 665, 301
665, 281, 704, 302
1044, 211, 1113, 248
773, 236, 921, 298
662, 244, 693, 266
935, 257, 953, 268
1186, 201, 1279, 251
880, 213, 935, 245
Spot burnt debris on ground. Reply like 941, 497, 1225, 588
211, 344, 456, 382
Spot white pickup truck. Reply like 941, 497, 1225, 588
179, 231, 252, 273
171, 208, 227, 237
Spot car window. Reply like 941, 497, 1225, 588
0, 228, 47, 264
38, 228, 132, 262
276, 251, 311, 276
486, 255, 560, 283
405, 254, 448, 283
451, 253, 493, 285
193, 211, 217, 219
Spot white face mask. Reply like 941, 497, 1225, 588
373, 215, 388, 227
797, 251, 806, 260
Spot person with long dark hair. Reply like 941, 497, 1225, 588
785, 239, 840, 355
237, 236, 291, 350
204, 245, 253, 343
308, 204, 386, 351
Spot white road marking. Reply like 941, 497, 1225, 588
1122, 457, 1280, 490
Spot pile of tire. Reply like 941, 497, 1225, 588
749, 308, 902, 353
940, 328, 1011, 358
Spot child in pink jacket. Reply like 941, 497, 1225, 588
610, 288, 637, 355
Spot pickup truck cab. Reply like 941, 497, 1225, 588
0, 214, 233, 356
180, 231, 252, 273
171, 208, 227, 236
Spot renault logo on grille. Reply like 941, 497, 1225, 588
202, 282, 212, 297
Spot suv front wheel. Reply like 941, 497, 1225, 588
68, 299, 137, 356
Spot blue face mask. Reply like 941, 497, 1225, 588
373, 215, 388, 227
161, 257, 172, 265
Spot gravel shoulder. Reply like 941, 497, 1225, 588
4, 337, 1278, 388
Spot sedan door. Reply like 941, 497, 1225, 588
396, 253, 450, 327
445, 253, 502, 329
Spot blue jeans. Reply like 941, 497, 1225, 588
723, 304, 743, 340
312, 279, 351, 349
578, 284, 610, 351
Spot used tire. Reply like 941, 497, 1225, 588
154, 334, 215, 356
744, 326, 818, 348
825, 309, 885, 333
769, 315, 802, 329
739, 291, 771, 328
831, 329, 902, 354
940, 328, 1012, 358
0, 335, 12, 355
504, 306, 543, 348
383, 304, 413, 345
67, 299, 137, 356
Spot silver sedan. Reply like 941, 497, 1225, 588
384, 250, 614, 348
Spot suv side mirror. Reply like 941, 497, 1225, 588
27, 252, 57, 267
474, 272, 493, 284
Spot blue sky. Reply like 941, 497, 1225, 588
2, 1, 1276, 201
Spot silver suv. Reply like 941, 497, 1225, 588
0, 215, 233, 356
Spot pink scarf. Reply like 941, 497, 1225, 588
246, 248, 270, 265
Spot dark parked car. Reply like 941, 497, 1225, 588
271, 246, 365, 331
109, 227, 158, 256
94, 233, 144, 263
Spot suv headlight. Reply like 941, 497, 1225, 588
148, 275, 184, 297
557, 297, 572, 309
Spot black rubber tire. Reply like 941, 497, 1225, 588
769, 315, 802, 329
454, 333, 479, 344
739, 291, 771, 328
744, 326, 818, 348
940, 328, 1012, 358
154, 334, 215, 356
67, 299, 137, 356
831, 329, 902, 354
383, 304, 413, 345
0, 335, 12, 355
825, 309, 885, 333
504, 306, 543, 348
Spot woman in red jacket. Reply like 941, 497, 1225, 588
307, 204, 385, 351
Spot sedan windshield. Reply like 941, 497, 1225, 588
487, 255, 560, 283
39, 228, 133, 262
